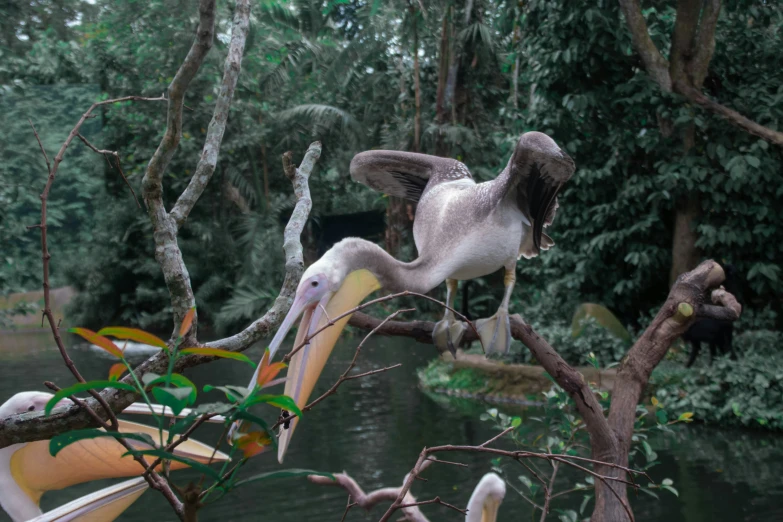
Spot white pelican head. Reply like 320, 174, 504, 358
0, 391, 229, 522
465, 472, 506, 522
249, 239, 382, 463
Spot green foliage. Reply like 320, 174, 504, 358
481, 381, 688, 519
654, 349, 783, 430
2, 0, 781, 336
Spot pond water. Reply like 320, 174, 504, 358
1, 330, 782, 521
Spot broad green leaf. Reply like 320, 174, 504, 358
234, 469, 334, 488
511, 416, 522, 428
46, 381, 137, 415
204, 385, 251, 403
655, 409, 668, 425
245, 394, 302, 417
50, 429, 155, 456
152, 387, 192, 415
68, 328, 123, 358
180, 347, 255, 367
146, 373, 197, 403
142, 373, 162, 386
123, 448, 222, 481
677, 412, 694, 422
179, 307, 196, 337
96, 327, 168, 350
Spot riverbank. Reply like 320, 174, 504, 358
417, 351, 616, 405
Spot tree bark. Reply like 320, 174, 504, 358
669, 194, 701, 284
618, 0, 783, 146
412, 8, 421, 153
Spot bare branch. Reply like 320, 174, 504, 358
205, 141, 321, 352
76, 133, 140, 207
141, 0, 217, 337
617, 0, 671, 91
170, 0, 251, 229
27, 119, 50, 174
309, 459, 435, 522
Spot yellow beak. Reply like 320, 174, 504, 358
9, 419, 229, 511
27, 477, 148, 522
481, 497, 501, 522
277, 269, 380, 462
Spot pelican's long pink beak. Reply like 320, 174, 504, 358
247, 291, 316, 388
270, 269, 381, 463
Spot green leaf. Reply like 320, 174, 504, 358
123, 449, 222, 481
67, 328, 123, 358
146, 373, 197, 403
511, 416, 522, 428
745, 155, 761, 168
46, 381, 137, 415
662, 485, 679, 497
180, 347, 256, 367
50, 430, 155, 457
96, 327, 168, 350
661, 478, 673, 487
519, 475, 533, 490
234, 469, 334, 488
204, 385, 250, 402
655, 409, 668, 425
245, 394, 302, 417
152, 387, 192, 415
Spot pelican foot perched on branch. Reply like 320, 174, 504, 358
432, 279, 467, 355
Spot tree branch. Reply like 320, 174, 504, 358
204, 141, 321, 352
617, 0, 671, 91
141, 0, 216, 338
170, 0, 251, 230
308, 459, 435, 522
673, 83, 783, 146
76, 133, 140, 207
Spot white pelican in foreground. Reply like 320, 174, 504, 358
465, 473, 506, 522
0, 392, 229, 522
248, 132, 574, 461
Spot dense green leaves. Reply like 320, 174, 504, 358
3, 0, 780, 336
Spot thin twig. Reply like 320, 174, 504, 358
76, 133, 140, 208
28, 119, 51, 174
397, 497, 467, 516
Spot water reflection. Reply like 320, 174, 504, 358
0, 331, 781, 521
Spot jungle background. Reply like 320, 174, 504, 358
1, 0, 782, 455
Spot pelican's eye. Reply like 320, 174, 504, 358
311, 281, 319, 287
27, 405, 35, 412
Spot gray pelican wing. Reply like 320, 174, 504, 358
492, 132, 575, 252
350, 150, 473, 202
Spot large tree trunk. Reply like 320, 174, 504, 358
412, 9, 421, 153
670, 194, 701, 284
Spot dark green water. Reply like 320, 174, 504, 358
1, 330, 782, 521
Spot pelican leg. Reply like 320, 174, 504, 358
432, 279, 466, 356
476, 267, 515, 355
